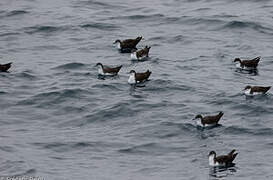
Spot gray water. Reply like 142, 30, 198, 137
1, 0, 273, 179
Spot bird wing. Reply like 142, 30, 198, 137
242, 57, 260, 67
202, 114, 221, 124
135, 71, 151, 82
251, 86, 271, 93
122, 38, 141, 49
215, 155, 231, 164
103, 66, 122, 74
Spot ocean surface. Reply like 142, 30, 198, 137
1, 0, 273, 179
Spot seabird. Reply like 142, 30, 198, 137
95, 63, 122, 76
193, 112, 224, 127
244, 85, 271, 96
209, 150, 238, 167
128, 70, 151, 84
234, 56, 260, 70
0, 62, 12, 72
131, 46, 151, 60
113, 36, 143, 52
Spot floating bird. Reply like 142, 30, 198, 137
0, 62, 12, 72
131, 46, 151, 60
244, 85, 271, 96
209, 150, 238, 167
95, 63, 122, 76
128, 70, 151, 84
193, 112, 224, 127
114, 36, 143, 52
234, 56, 260, 70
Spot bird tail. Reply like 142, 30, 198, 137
228, 149, 236, 156
253, 56, 260, 63
231, 153, 238, 162
265, 86, 271, 91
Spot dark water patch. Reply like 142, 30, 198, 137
32, 141, 117, 152
0, 146, 15, 153
80, 22, 119, 31
148, 36, 167, 41
118, 143, 164, 155
161, 122, 197, 135
127, 14, 164, 20
147, 79, 194, 92
0, 91, 7, 95
220, 20, 273, 34
163, 17, 181, 23
23, 25, 67, 35
110, 14, 164, 22
76, 0, 124, 9
52, 62, 86, 70
83, 102, 137, 124
32, 142, 91, 152
209, 166, 237, 179
6, 10, 29, 17
224, 126, 273, 136
92, 83, 125, 92
12, 168, 37, 177
17, 88, 90, 107
14, 71, 38, 81
0, 32, 21, 37
182, 17, 225, 26
165, 35, 192, 44
0, 160, 28, 176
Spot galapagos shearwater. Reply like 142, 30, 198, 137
193, 112, 224, 127
114, 36, 143, 53
234, 56, 260, 70
209, 150, 238, 167
95, 63, 122, 76
131, 46, 151, 60
244, 85, 271, 96
128, 70, 151, 84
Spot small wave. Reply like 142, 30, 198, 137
76, 0, 124, 9
0, 32, 20, 37
23, 25, 66, 34
127, 14, 164, 20
80, 22, 119, 31
224, 126, 273, 136
182, 17, 224, 26
110, 13, 164, 21
220, 20, 273, 35
92, 83, 125, 92
0, 91, 7, 95
32, 142, 91, 152
0, 145, 14, 152
31, 141, 116, 152
17, 88, 90, 107
14, 71, 38, 81
6, 10, 29, 17
118, 143, 158, 154
53, 62, 86, 70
